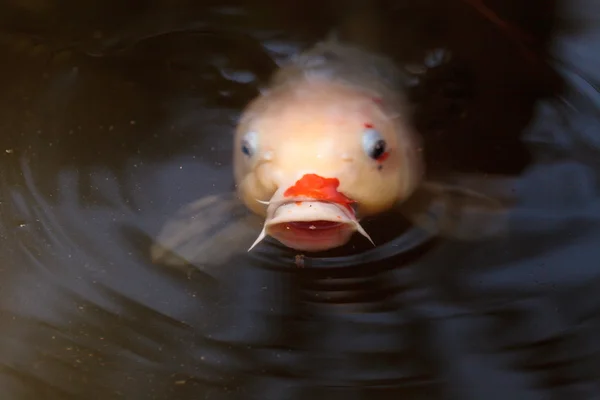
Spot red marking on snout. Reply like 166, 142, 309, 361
284, 174, 355, 211
372, 97, 383, 105
364, 122, 374, 129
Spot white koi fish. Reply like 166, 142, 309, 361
150, 38, 515, 268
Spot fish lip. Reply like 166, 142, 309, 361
266, 197, 358, 225
264, 199, 358, 252
247, 195, 374, 252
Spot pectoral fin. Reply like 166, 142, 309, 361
150, 192, 263, 269
399, 174, 518, 241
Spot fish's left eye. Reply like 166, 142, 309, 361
362, 128, 388, 161
240, 131, 258, 157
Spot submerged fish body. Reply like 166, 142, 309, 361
151, 39, 513, 267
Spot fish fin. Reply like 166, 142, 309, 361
399, 174, 518, 241
150, 192, 264, 270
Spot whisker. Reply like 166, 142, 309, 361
248, 226, 268, 251
355, 221, 376, 247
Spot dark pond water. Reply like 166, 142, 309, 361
1, 0, 600, 399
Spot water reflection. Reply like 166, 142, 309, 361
1, 1, 600, 399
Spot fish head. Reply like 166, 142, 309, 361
233, 78, 423, 252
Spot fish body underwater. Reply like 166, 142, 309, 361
151, 37, 514, 268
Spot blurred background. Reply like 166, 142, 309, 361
0, 0, 599, 399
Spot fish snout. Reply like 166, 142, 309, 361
248, 173, 374, 252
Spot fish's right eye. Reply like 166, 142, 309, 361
362, 128, 388, 161
240, 131, 258, 157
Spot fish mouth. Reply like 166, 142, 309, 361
249, 198, 374, 252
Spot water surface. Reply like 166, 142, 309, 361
1, 1, 600, 399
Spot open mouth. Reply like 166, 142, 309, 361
285, 221, 344, 230
249, 199, 374, 252
268, 218, 352, 252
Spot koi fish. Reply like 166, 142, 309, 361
150, 38, 514, 268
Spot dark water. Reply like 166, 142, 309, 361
1, 0, 600, 399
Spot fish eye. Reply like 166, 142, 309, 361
240, 131, 258, 157
362, 128, 388, 161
